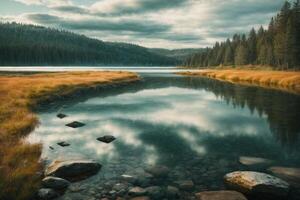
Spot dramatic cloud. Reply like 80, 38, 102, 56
27, 13, 171, 33
2, 0, 286, 48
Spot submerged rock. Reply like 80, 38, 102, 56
145, 186, 164, 199
130, 197, 150, 200
57, 141, 70, 147
145, 165, 169, 178
224, 171, 289, 198
128, 187, 147, 196
45, 159, 101, 181
195, 190, 247, 200
42, 176, 70, 190
121, 174, 137, 183
97, 135, 116, 143
65, 121, 85, 128
268, 166, 300, 188
37, 188, 58, 200
175, 180, 194, 191
166, 186, 180, 199
57, 113, 67, 119
239, 156, 273, 166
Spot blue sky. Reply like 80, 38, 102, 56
0, 0, 285, 48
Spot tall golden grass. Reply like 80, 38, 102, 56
0, 71, 139, 200
179, 69, 300, 95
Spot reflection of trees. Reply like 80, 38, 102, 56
183, 77, 300, 147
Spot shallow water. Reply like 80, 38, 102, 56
27, 70, 300, 199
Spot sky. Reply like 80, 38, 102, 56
0, 0, 285, 49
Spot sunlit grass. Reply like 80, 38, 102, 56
179, 69, 300, 94
0, 71, 138, 200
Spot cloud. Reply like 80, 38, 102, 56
90, 0, 187, 16
7, 0, 286, 48
26, 13, 171, 33
14, 0, 71, 6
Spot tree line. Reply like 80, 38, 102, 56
185, 0, 300, 70
0, 23, 176, 66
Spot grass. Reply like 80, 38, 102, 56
0, 71, 139, 200
178, 69, 300, 95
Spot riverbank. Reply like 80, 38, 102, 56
0, 71, 139, 200
178, 69, 300, 95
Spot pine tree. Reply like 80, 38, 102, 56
224, 39, 234, 66
248, 28, 257, 64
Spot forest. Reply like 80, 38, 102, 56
185, 0, 300, 70
0, 23, 176, 66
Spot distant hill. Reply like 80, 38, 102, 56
0, 22, 177, 66
149, 48, 204, 61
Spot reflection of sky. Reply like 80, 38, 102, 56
28, 84, 299, 169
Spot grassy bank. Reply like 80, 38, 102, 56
179, 69, 300, 95
0, 71, 139, 200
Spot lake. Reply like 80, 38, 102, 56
26, 68, 300, 200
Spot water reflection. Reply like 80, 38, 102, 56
28, 74, 300, 197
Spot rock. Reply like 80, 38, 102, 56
121, 174, 137, 183
130, 197, 150, 200
37, 188, 58, 200
195, 190, 247, 200
224, 171, 289, 198
57, 141, 70, 147
268, 166, 300, 188
65, 121, 85, 128
128, 187, 147, 196
239, 156, 273, 166
97, 135, 116, 143
176, 180, 194, 191
45, 160, 101, 181
42, 176, 70, 190
136, 173, 153, 187
166, 186, 180, 198
145, 165, 169, 178
57, 113, 67, 119
113, 183, 128, 191
145, 186, 164, 199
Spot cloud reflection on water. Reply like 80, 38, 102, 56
28, 85, 279, 167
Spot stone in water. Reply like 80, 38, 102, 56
66, 121, 85, 128
224, 171, 289, 198
57, 113, 67, 119
97, 135, 116, 143
45, 159, 102, 181
57, 141, 70, 147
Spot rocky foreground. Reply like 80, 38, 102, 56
35, 157, 300, 200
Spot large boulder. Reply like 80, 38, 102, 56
195, 190, 247, 200
45, 160, 101, 181
268, 167, 300, 188
224, 171, 289, 199
42, 176, 70, 190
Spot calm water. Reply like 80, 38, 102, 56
27, 70, 300, 199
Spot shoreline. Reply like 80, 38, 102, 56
0, 71, 139, 200
178, 69, 300, 95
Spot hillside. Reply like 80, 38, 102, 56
149, 48, 204, 61
0, 23, 177, 66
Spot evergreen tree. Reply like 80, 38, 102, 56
248, 28, 257, 64
185, 0, 299, 70
224, 39, 234, 66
